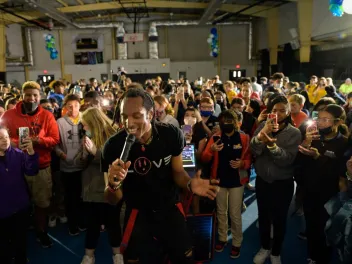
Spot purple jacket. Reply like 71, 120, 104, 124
0, 146, 39, 219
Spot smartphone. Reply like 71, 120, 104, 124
19, 127, 29, 144
268, 113, 277, 125
182, 125, 192, 135
311, 111, 319, 120
213, 135, 222, 145
306, 121, 318, 133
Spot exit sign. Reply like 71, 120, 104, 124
124, 33, 144, 42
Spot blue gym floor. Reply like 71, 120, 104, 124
26, 177, 328, 264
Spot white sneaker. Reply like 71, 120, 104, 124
270, 255, 281, 264
48, 216, 56, 228
81, 255, 95, 264
113, 254, 124, 264
59, 215, 68, 224
253, 248, 271, 264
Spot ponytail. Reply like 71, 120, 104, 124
338, 124, 350, 138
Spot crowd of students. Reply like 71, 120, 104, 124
0, 72, 352, 264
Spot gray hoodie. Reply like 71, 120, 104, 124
55, 115, 85, 172
250, 122, 301, 183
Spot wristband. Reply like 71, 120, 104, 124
267, 144, 277, 150
107, 185, 116, 193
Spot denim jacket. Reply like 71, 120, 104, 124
325, 182, 352, 264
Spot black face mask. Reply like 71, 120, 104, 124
23, 101, 39, 113
184, 93, 190, 100
319, 126, 333, 137
170, 100, 175, 107
195, 99, 201, 105
220, 123, 235, 134
216, 100, 223, 105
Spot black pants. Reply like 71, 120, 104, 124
124, 205, 193, 264
85, 202, 122, 249
256, 176, 294, 256
0, 209, 29, 264
303, 193, 332, 263
61, 171, 83, 230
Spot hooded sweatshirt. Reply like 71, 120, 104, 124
55, 114, 85, 172
1, 101, 59, 169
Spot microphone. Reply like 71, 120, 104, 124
120, 134, 136, 162
113, 134, 136, 183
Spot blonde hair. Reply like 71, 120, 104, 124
22, 81, 40, 92
289, 94, 305, 105
81, 108, 117, 150
154, 95, 174, 116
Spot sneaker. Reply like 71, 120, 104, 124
81, 255, 95, 264
297, 232, 307, 240
253, 248, 271, 264
230, 246, 240, 259
36, 232, 53, 248
69, 227, 79, 236
246, 183, 256, 191
48, 216, 57, 228
112, 253, 124, 264
270, 255, 281, 264
242, 202, 247, 212
59, 215, 68, 224
214, 241, 227, 252
79, 226, 87, 232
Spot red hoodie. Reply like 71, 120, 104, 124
1, 102, 60, 169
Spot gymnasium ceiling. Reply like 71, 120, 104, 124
0, 0, 295, 29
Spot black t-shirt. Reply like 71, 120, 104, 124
217, 132, 242, 188
101, 122, 185, 210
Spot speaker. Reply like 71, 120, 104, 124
186, 213, 216, 262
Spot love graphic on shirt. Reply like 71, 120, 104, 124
134, 157, 152, 175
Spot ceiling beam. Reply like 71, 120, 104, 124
58, 1, 208, 13
199, 0, 223, 25
74, 12, 200, 21
56, 0, 68, 7
0, 11, 43, 24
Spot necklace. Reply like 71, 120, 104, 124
140, 133, 153, 152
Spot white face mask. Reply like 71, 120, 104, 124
184, 117, 197, 126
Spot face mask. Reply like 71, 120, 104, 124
200, 110, 213, 117
220, 123, 235, 134
184, 93, 190, 100
216, 100, 223, 105
155, 109, 164, 119
23, 101, 39, 113
43, 107, 54, 113
195, 99, 201, 105
319, 126, 332, 136
184, 117, 197, 126
274, 83, 281, 89
85, 130, 92, 138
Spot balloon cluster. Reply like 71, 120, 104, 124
207, 27, 219, 58
329, 0, 344, 17
44, 34, 58, 60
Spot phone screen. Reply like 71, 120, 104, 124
213, 135, 222, 145
182, 125, 192, 135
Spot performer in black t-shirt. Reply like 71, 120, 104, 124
101, 88, 219, 264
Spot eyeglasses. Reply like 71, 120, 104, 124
314, 117, 339, 124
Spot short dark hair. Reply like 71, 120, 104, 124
40, 99, 50, 104
272, 72, 284, 81
63, 94, 81, 106
52, 80, 65, 89
231, 97, 245, 106
251, 76, 257, 83
113, 87, 154, 124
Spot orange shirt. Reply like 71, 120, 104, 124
291, 111, 308, 128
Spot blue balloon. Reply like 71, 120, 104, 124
330, 0, 343, 5
45, 34, 52, 42
51, 48, 57, 53
210, 28, 217, 35
50, 53, 57, 60
330, 4, 344, 16
212, 52, 218, 58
